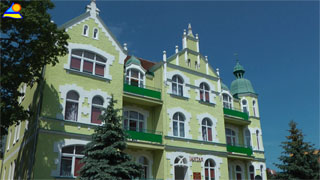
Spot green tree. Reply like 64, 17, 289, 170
0, 0, 69, 135
275, 121, 319, 180
80, 96, 142, 180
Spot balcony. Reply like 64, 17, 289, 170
126, 129, 162, 144
123, 83, 162, 106
223, 107, 250, 125
227, 144, 253, 156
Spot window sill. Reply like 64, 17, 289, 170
198, 100, 215, 106
169, 93, 189, 100
65, 68, 111, 82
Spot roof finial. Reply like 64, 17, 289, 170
234, 52, 239, 63
188, 23, 193, 36
86, 0, 100, 17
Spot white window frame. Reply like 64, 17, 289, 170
248, 165, 255, 180
241, 98, 249, 115
172, 112, 185, 137
167, 71, 191, 98
226, 128, 237, 146
256, 130, 260, 150
90, 95, 104, 124
195, 78, 216, 104
125, 68, 145, 88
93, 28, 99, 39
174, 155, 188, 180
202, 118, 213, 142
65, 91, 80, 122
123, 110, 145, 132
244, 129, 251, 148
222, 93, 232, 109
137, 156, 150, 179
60, 145, 84, 177
172, 75, 184, 96
252, 100, 259, 117
235, 165, 242, 180
200, 82, 210, 102
204, 159, 216, 180
83, 24, 89, 36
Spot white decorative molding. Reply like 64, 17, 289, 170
240, 97, 250, 116
252, 162, 267, 180
51, 139, 90, 177
201, 155, 223, 180
65, 43, 115, 80
58, 84, 110, 124
166, 152, 192, 180
167, 107, 192, 139
126, 149, 154, 179
221, 90, 234, 109
194, 78, 217, 104
166, 70, 191, 98
249, 127, 264, 151
229, 161, 246, 180
196, 113, 219, 142
125, 63, 147, 87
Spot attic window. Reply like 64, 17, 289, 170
93, 28, 98, 39
83, 25, 89, 36
195, 61, 198, 69
187, 59, 191, 67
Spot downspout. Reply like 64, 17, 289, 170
28, 65, 46, 180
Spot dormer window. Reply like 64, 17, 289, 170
93, 28, 98, 39
126, 69, 144, 88
242, 99, 248, 114
83, 25, 89, 36
222, 93, 232, 109
70, 49, 106, 77
172, 75, 183, 96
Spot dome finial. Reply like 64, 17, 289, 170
233, 53, 245, 79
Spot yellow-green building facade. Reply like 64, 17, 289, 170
1, 1, 267, 180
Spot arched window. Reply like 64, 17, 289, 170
204, 159, 215, 180
70, 49, 107, 77
245, 129, 251, 147
252, 100, 257, 117
202, 118, 213, 141
125, 69, 144, 87
60, 145, 84, 177
260, 165, 264, 179
174, 156, 188, 180
256, 130, 260, 150
123, 111, 144, 132
65, 91, 79, 121
249, 165, 254, 180
138, 156, 149, 179
83, 25, 88, 36
236, 165, 242, 180
93, 28, 98, 39
242, 99, 248, 114
225, 128, 236, 146
200, 82, 210, 102
91, 96, 104, 124
172, 75, 183, 96
173, 112, 185, 137
222, 93, 232, 109
187, 59, 191, 67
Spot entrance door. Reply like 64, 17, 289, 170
175, 166, 187, 180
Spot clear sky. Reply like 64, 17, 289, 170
49, 0, 319, 170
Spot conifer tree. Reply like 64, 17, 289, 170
275, 121, 319, 180
79, 96, 142, 180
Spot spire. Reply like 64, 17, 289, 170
187, 23, 194, 37
86, 0, 100, 17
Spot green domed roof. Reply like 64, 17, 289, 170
126, 56, 141, 66
221, 82, 229, 91
230, 78, 255, 95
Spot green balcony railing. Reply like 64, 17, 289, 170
125, 128, 162, 144
123, 83, 161, 100
223, 107, 249, 120
227, 144, 253, 156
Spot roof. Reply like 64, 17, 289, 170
233, 61, 245, 73
230, 78, 256, 96
221, 82, 229, 91
124, 56, 156, 71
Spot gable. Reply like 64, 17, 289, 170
60, 13, 126, 64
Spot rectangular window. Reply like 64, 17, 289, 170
208, 128, 212, 141
179, 122, 185, 137
173, 122, 178, 136
74, 158, 84, 176
205, 92, 209, 102
200, 91, 203, 101
60, 157, 72, 176
129, 121, 137, 131
205, 169, 209, 180
95, 64, 105, 76
70, 58, 81, 70
210, 169, 215, 180
83, 61, 93, 73
172, 84, 177, 94
91, 107, 102, 124
178, 85, 183, 96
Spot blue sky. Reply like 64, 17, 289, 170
49, 1, 319, 170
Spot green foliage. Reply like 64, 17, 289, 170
80, 96, 142, 180
0, 0, 69, 135
274, 121, 319, 180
